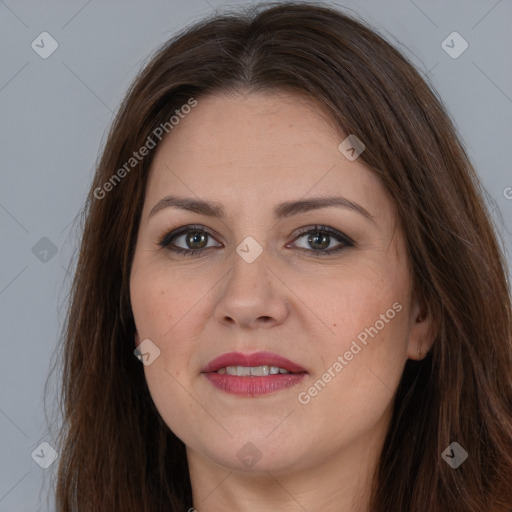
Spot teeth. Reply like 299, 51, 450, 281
217, 365, 291, 376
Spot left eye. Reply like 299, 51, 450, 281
158, 224, 354, 257
289, 225, 354, 256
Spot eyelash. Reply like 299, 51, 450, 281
157, 224, 355, 258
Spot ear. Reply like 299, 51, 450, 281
134, 330, 141, 347
406, 293, 436, 361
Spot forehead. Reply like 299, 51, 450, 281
144, 91, 391, 221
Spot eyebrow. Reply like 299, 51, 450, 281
148, 195, 375, 224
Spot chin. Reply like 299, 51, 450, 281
195, 435, 309, 474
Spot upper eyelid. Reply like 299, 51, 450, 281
160, 224, 218, 242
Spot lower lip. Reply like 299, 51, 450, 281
203, 372, 307, 396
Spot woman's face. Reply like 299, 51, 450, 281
129, 91, 432, 478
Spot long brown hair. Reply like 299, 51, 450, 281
51, 2, 512, 510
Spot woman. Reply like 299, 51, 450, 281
53, 2, 512, 511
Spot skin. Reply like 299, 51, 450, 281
129, 90, 435, 512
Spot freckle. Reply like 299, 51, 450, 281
333, 323, 337, 327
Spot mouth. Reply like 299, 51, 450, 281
201, 351, 307, 396
215, 365, 296, 376
201, 351, 307, 375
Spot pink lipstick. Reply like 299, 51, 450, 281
202, 351, 307, 397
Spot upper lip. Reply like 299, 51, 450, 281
202, 351, 307, 374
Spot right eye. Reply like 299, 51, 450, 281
158, 225, 222, 256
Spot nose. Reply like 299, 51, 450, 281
213, 244, 290, 330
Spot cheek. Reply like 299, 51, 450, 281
294, 253, 409, 339
131, 265, 203, 441
292, 259, 410, 415
130, 262, 207, 402
308, 285, 408, 389
131, 282, 197, 390
130, 261, 204, 342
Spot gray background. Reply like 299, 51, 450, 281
1, 0, 511, 510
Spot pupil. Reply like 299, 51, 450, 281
309, 233, 329, 250
188, 231, 207, 249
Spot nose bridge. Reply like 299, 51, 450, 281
228, 235, 271, 294
214, 235, 289, 327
